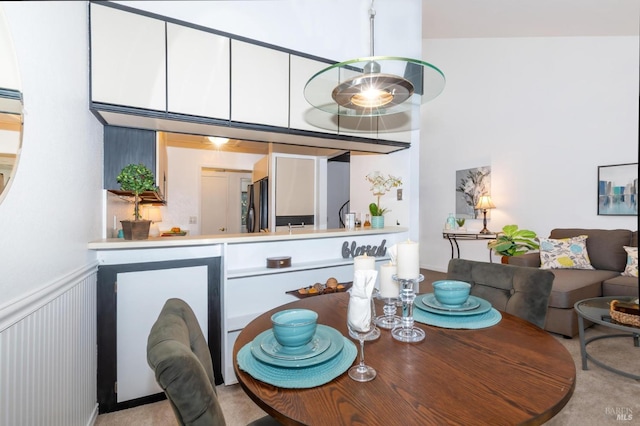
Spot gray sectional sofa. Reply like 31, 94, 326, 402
508, 228, 638, 338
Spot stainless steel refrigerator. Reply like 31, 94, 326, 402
246, 177, 268, 232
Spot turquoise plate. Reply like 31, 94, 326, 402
250, 325, 344, 368
422, 293, 480, 311
256, 326, 332, 360
414, 307, 502, 329
417, 294, 491, 316
238, 336, 357, 388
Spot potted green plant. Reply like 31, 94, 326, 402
365, 172, 402, 229
117, 163, 158, 240
487, 224, 539, 263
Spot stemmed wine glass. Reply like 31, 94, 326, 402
348, 289, 381, 341
347, 292, 377, 382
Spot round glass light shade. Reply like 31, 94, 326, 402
304, 56, 445, 117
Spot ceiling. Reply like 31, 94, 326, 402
423, 0, 640, 39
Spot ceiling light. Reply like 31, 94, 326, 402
304, 1, 445, 117
207, 136, 229, 147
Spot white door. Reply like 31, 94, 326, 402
201, 171, 228, 235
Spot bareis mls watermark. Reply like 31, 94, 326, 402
605, 407, 633, 421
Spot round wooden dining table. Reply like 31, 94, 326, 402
233, 292, 576, 426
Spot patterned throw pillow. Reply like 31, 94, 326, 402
621, 246, 638, 277
539, 235, 595, 270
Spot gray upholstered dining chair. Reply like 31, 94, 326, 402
446, 258, 554, 329
147, 298, 280, 426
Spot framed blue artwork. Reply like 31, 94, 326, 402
598, 163, 638, 216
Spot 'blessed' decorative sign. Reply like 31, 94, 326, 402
342, 239, 387, 258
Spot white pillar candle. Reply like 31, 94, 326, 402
354, 254, 375, 272
379, 262, 399, 298
397, 240, 419, 279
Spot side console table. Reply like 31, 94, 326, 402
442, 231, 496, 262
574, 296, 640, 380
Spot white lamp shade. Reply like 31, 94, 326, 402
475, 195, 496, 210
146, 206, 163, 223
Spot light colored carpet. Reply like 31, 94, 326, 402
94, 323, 639, 425
545, 325, 639, 426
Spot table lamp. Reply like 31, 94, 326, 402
146, 206, 163, 237
475, 195, 496, 234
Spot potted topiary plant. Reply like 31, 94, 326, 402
487, 224, 539, 263
365, 172, 402, 229
117, 163, 158, 240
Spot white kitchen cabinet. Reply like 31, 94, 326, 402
289, 55, 338, 134
90, 3, 166, 111
167, 23, 230, 120
231, 40, 289, 127
116, 266, 208, 403
96, 248, 222, 413
222, 230, 405, 384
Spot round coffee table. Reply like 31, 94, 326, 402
574, 296, 640, 380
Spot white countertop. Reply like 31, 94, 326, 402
88, 226, 408, 250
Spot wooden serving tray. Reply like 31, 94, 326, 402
286, 282, 352, 299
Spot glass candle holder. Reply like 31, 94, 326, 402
391, 274, 425, 343
375, 293, 401, 329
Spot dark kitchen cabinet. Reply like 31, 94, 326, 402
103, 126, 166, 198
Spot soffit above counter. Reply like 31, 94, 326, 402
91, 105, 410, 155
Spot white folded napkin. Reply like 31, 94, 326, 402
348, 270, 378, 333
388, 244, 397, 265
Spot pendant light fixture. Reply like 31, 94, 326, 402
304, 0, 445, 117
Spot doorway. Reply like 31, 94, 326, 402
201, 168, 251, 235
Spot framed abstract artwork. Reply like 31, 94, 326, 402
597, 163, 638, 216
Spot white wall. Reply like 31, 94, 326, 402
0, 3, 102, 422
350, 147, 418, 238
420, 35, 639, 271
0, 2, 103, 303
